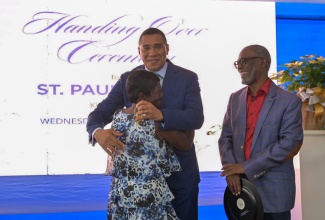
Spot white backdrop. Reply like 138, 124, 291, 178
0, 0, 276, 175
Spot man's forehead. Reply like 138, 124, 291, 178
140, 35, 165, 44
239, 47, 254, 57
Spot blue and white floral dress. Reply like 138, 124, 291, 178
106, 109, 182, 220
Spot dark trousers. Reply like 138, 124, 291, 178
263, 211, 291, 220
170, 184, 199, 220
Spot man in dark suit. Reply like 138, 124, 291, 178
218, 44, 303, 220
86, 27, 204, 220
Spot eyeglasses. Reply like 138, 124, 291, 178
233, 57, 263, 69
140, 44, 166, 53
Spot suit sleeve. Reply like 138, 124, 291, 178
218, 93, 237, 165
160, 72, 204, 131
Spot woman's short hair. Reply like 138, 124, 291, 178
126, 69, 160, 103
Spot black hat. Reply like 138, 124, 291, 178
223, 178, 264, 220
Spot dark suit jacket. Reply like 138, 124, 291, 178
87, 60, 204, 189
218, 80, 304, 213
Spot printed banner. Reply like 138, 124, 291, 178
0, 0, 276, 175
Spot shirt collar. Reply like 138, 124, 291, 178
145, 62, 168, 78
260, 78, 272, 94
246, 78, 272, 95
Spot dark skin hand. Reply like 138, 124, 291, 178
136, 100, 164, 122
94, 128, 125, 156
221, 163, 245, 196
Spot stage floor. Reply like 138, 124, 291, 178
0, 171, 228, 219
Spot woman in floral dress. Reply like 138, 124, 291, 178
106, 70, 194, 220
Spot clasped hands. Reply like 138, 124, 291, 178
94, 101, 163, 156
135, 100, 164, 122
221, 163, 245, 196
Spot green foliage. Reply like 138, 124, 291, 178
270, 55, 325, 92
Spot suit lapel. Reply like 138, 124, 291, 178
162, 60, 178, 93
238, 89, 248, 124
238, 89, 248, 158
251, 81, 277, 151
